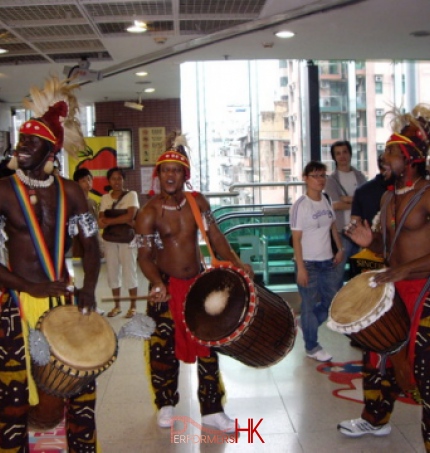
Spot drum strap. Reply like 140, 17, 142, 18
10, 175, 66, 281
381, 184, 430, 261
184, 192, 230, 268
8, 176, 67, 313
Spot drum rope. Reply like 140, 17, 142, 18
381, 185, 430, 262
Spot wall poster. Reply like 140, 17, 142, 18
139, 127, 166, 165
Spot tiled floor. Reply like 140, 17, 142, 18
77, 262, 425, 453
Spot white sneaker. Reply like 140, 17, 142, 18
338, 417, 391, 437
96, 307, 105, 316
157, 406, 174, 428
306, 348, 333, 362
202, 412, 236, 433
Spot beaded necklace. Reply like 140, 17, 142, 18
15, 169, 54, 205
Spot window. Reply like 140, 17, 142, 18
280, 76, 288, 87
283, 168, 292, 181
376, 115, 384, 128
283, 143, 291, 156
375, 75, 383, 94
283, 117, 290, 130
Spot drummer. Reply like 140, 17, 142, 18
338, 104, 430, 453
0, 77, 101, 452
135, 133, 252, 432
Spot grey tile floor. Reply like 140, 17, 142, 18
74, 262, 425, 453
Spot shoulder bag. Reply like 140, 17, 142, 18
102, 191, 135, 243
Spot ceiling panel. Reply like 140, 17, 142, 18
0, 0, 428, 105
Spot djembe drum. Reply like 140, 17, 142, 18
184, 265, 296, 368
28, 305, 118, 430
327, 270, 410, 353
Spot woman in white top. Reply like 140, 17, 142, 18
290, 161, 343, 362
99, 167, 139, 318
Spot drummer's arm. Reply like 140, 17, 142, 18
135, 205, 168, 302
70, 182, 100, 310
197, 194, 253, 277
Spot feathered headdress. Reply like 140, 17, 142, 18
9, 75, 85, 172
386, 104, 430, 163
148, 133, 191, 196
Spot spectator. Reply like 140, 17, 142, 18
290, 161, 343, 362
99, 167, 139, 318
325, 140, 366, 289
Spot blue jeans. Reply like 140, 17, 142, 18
333, 234, 360, 291
295, 259, 339, 352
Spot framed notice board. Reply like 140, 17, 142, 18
108, 129, 133, 169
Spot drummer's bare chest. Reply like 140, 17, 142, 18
5, 188, 67, 234
155, 208, 197, 241
385, 193, 430, 234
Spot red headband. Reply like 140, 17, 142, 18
19, 120, 56, 146
386, 133, 425, 163
154, 149, 191, 180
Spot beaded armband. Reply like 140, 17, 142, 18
371, 211, 381, 232
68, 212, 98, 238
0, 215, 8, 248
202, 210, 217, 230
134, 232, 164, 250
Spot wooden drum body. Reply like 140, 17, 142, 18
327, 271, 410, 353
184, 266, 296, 368
31, 305, 118, 398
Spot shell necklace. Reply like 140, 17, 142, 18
162, 197, 187, 211
16, 169, 54, 204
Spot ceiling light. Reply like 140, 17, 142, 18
135, 71, 148, 77
0, 48, 8, 54
275, 30, 295, 39
144, 88, 155, 93
127, 20, 147, 33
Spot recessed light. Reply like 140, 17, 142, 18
0, 48, 9, 54
144, 88, 155, 93
127, 20, 147, 33
135, 71, 148, 77
275, 30, 295, 39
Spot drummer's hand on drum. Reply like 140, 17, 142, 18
75, 287, 96, 314
373, 266, 409, 285
149, 282, 169, 303
343, 219, 373, 248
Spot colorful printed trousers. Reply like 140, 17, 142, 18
0, 294, 98, 452
147, 299, 225, 415
361, 292, 430, 453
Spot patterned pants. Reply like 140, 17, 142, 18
147, 300, 225, 415
0, 294, 98, 452
361, 293, 430, 453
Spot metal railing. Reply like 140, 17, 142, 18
228, 181, 305, 204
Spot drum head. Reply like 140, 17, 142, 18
184, 267, 250, 342
38, 305, 117, 370
330, 270, 392, 325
